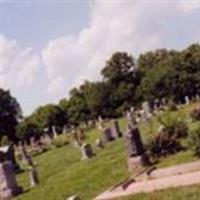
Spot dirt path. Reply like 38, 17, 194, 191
95, 170, 200, 200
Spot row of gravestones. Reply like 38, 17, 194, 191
79, 120, 123, 160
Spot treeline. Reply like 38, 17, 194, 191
1, 43, 200, 142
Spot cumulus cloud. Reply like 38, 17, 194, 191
43, 1, 175, 99
44, 0, 200, 100
0, 35, 40, 89
2, 0, 199, 113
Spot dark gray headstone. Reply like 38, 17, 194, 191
0, 162, 22, 199
124, 126, 144, 157
0, 144, 20, 172
112, 120, 122, 138
81, 143, 93, 160
29, 166, 39, 187
102, 128, 114, 142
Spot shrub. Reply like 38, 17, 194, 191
147, 112, 188, 158
191, 105, 200, 121
188, 127, 200, 157
147, 130, 183, 158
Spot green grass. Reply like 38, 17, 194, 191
15, 103, 200, 200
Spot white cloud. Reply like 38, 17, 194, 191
179, 0, 200, 13
0, 35, 40, 89
42, 1, 177, 100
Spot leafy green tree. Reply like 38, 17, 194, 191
0, 88, 22, 142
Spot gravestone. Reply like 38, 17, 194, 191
185, 96, 190, 105
102, 128, 114, 142
0, 144, 20, 173
98, 116, 104, 130
112, 120, 123, 138
95, 139, 104, 149
0, 162, 22, 199
126, 111, 137, 128
52, 126, 58, 139
124, 125, 149, 173
72, 130, 82, 147
81, 143, 93, 160
142, 101, 152, 121
29, 166, 39, 187
153, 99, 161, 113
19, 143, 34, 167
196, 94, 200, 102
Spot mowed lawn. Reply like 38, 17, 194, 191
15, 103, 200, 200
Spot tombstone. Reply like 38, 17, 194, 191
185, 96, 190, 105
124, 126, 144, 157
95, 139, 104, 149
153, 99, 161, 113
195, 94, 200, 102
0, 144, 20, 173
81, 143, 93, 160
29, 166, 39, 187
98, 116, 104, 130
19, 143, 34, 167
72, 130, 82, 147
126, 111, 137, 128
142, 101, 152, 120
112, 120, 123, 138
52, 126, 58, 139
124, 125, 149, 173
102, 128, 114, 142
0, 162, 23, 199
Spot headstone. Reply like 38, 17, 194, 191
142, 101, 152, 120
124, 125, 150, 173
0, 162, 22, 199
185, 96, 190, 105
72, 130, 82, 147
126, 111, 137, 127
81, 143, 93, 160
112, 120, 122, 138
98, 116, 104, 130
29, 166, 39, 187
52, 126, 58, 139
95, 139, 104, 149
0, 144, 20, 172
102, 128, 114, 142
196, 94, 200, 102
153, 99, 161, 113
124, 126, 144, 157
19, 143, 34, 167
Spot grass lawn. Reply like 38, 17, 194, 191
15, 103, 200, 200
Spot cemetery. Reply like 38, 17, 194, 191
1, 4, 200, 199
0, 98, 199, 200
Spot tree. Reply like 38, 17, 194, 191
0, 88, 22, 142
101, 52, 140, 112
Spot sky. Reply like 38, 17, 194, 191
1, 0, 200, 116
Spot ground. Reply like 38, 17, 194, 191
15, 103, 200, 200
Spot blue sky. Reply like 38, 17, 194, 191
1, 0, 200, 116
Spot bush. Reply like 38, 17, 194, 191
191, 105, 200, 121
147, 130, 183, 158
188, 127, 200, 157
147, 112, 188, 158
